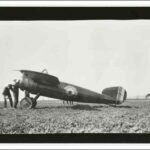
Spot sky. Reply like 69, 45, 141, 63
0, 20, 150, 100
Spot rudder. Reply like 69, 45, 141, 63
102, 86, 127, 104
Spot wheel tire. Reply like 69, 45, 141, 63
20, 97, 33, 109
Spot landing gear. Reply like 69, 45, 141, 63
20, 93, 40, 109
20, 97, 33, 109
31, 98, 37, 108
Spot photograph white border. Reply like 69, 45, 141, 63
0, 143, 150, 149
0, 1, 150, 149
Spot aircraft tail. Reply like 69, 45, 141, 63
102, 87, 127, 104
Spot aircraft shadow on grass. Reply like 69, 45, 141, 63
71, 104, 101, 111
35, 102, 140, 110
35, 104, 101, 111
36, 103, 138, 111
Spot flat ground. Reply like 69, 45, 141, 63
0, 99, 150, 134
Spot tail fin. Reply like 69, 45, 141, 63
102, 86, 127, 104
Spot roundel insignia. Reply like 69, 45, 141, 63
64, 85, 78, 97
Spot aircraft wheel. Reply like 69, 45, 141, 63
20, 97, 33, 109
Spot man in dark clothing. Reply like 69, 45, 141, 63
10, 80, 19, 108
13, 80, 19, 108
25, 90, 30, 98
2, 85, 13, 108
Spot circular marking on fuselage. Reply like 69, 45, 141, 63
64, 85, 78, 97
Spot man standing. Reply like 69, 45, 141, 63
2, 84, 13, 108
25, 90, 30, 98
10, 80, 19, 108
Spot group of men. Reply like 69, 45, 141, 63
2, 80, 19, 109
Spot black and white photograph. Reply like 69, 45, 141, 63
0, 5, 150, 143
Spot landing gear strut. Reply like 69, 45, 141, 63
20, 93, 40, 109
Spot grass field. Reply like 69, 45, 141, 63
0, 99, 150, 134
